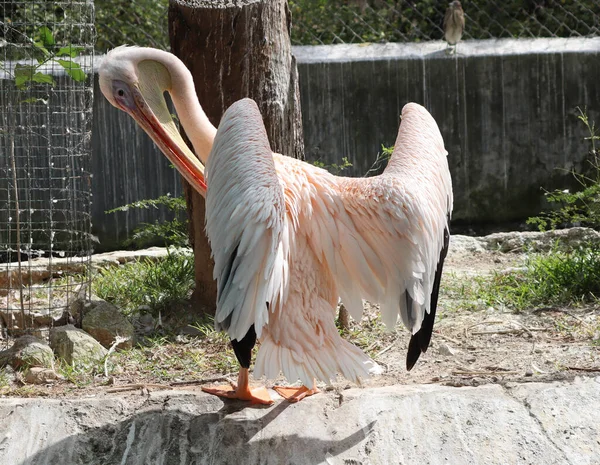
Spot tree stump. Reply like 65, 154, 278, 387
168, 0, 304, 313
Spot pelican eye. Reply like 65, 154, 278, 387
117, 89, 125, 97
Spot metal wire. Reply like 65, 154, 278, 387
289, 0, 599, 45
0, 1, 94, 340
90, 0, 599, 53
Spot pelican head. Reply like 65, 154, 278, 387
99, 46, 207, 195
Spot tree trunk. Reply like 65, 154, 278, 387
168, 0, 304, 313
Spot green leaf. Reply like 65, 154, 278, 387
33, 42, 51, 57
37, 26, 55, 47
57, 46, 84, 58
32, 72, 55, 86
14, 64, 36, 89
21, 97, 49, 104
56, 59, 86, 82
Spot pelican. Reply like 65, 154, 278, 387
99, 46, 453, 404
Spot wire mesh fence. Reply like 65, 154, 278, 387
0, 1, 95, 341
91, 0, 599, 54
290, 0, 600, 45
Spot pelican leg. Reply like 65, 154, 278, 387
202, 368, 273, 405
202, 325, 273, 405
274, 379, 320, 403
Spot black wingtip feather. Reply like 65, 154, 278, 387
230, 325, 257, 368
405, 227, 450, 371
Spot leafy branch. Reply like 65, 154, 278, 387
311, 156, 353, 175
528, 107, 600, 231
3, 26, 87, 91
107, 195, 190, 248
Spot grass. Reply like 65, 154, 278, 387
338, 305, 393, 359
93, 250, 195, 316
54, 358, 103, 388
442, 242, 600, 312
4, 228, 598, 395
106, 324, 236, 383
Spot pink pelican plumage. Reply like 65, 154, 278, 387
99, 46, 453, 404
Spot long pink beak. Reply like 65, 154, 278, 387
124, 87, 207, 197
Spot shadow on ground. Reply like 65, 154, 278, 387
12, 393, 374, 465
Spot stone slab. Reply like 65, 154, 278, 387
1, 378, 598, 464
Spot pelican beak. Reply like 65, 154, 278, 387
120, 83, 207, 197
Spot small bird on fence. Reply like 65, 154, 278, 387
443, 0, 465, 54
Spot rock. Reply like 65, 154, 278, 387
0, 301, 73, 332
2, 379, 600, 464
480, 227, 600, 253
0, 336, 54, 369
90, 247, 190, 267
49, 325, 107, 366
82, 301, 134, 350
133, 313, 156, 335
24, 367, 62, 384
178, 324, 202, 337
449, 235, 487, 254
67, 283, 92, 321
0, 268, 52, 293
438, 343, 456, 356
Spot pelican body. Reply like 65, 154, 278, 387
99, 47, 453, 404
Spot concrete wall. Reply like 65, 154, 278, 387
73, 38, 600, 248
295, 38, 600, 226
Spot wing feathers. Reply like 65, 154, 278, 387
205, 99, 287, 342
406, 226, 450, 370
305, 103, 452, 370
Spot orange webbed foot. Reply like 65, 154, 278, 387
201, 368, 273, 405
273, 385, 320, 403
202, 384, 274, 405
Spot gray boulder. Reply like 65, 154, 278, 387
0, 336, 54, 369
82, 300, 134, 350
49, 325, 107, 366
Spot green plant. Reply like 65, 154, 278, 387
450, 243, 600, 311
364, 145, 394, 177
0, 26, 87, 94
0, 369, 11, 391
93, 250, 195, 316
528, 108, 600, 231
311, 156, 353, 175
107, 194, 189, 248
55, 359, 100, 388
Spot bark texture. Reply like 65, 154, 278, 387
169, 0, 304, 312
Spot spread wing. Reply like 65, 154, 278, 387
307, 103, 453, 368
205, 99, 288, 342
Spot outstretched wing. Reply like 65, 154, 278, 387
205, 99, 288, 342
308, 103, 453, 368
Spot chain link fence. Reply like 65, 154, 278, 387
92, 0, 599, 53
290, 0, 600, 45
1, 1, 94, 340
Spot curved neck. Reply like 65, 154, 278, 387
144, 49, 217, 164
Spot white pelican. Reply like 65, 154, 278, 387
99, 46, 453, 404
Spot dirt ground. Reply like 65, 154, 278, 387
360, 242, 600, 390
1, 235, 599, 398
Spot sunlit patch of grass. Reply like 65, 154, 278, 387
107, 321, 237, 383
4, 385, 50, 397
0, 368, 11, 390
441, 243, 600, 312
338, 305, 396, 359
93, 250, 195, 316
484, 243, 600, 310
54, 359, 101, 388
440, 272, 493, 313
